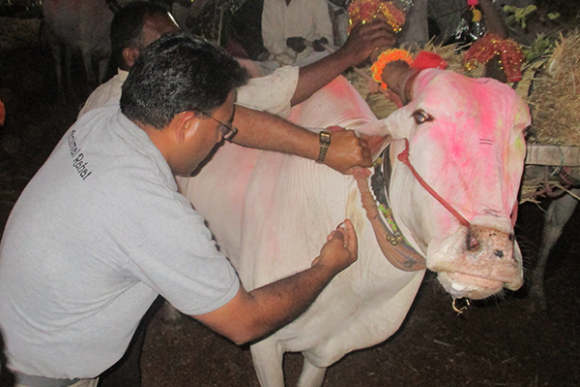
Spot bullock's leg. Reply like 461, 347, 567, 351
250, 339, 284, 387
528, 189, 580, 311
97, 57, 110, 86
296, 358, 326, 387
80, 45, 97, 88
50, 42, 64, 95
64, 46, 74, 93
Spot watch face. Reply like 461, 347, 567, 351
320, 132, 331, 144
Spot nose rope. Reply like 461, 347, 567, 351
397, 139, 471, 228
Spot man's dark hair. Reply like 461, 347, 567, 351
120, 33, 248, 129
110, 1, 170, 70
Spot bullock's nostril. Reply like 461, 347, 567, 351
466, 231, 480, 251
494, 250, 504, 259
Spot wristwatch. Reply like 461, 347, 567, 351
316, 131, 331, 164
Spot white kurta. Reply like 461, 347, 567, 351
77, 65, 299, 121
261, 0, 334, 66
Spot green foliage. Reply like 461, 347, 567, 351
522, 33, 554, 63
503, 5, 538, 30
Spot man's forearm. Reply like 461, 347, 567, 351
192, 222, 357, 345
191, 263, 339, 346
231, 105, 373, 174
234, 262, 340, 344
232, 105, 319, 160
291, 48, 354, 106
291, 21, 397, 106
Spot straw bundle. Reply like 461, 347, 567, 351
527, 30, 580, 146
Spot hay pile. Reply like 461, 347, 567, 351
527, 30, 580, 146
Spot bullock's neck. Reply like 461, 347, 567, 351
372, 146, 415, 248
354, 146, 426, 271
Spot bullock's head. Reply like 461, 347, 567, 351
384, 68, 530, 300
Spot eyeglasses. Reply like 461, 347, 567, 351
207, 115, 238, 142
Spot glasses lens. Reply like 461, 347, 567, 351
209, 116, 237, 141
223, 126, 238, 141
219, 124, 230, 137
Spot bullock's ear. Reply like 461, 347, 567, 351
382, 108, 414, 140
123, 47, 141, 69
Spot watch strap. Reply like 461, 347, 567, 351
316, 131, 331, 164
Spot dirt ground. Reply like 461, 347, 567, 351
139, 202, 580, 387
1, 10, 579, 387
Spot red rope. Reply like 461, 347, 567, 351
397, 139, 471, 227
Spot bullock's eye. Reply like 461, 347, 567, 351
412, 109, 432, 124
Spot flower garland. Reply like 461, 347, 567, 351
463, 32, 526, 83
371, 49, 448, 89
348, 0, 406, 33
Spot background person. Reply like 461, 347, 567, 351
261, 0, 335, 67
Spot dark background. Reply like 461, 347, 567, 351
1, 1, 579, 386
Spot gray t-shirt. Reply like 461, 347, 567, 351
0, 106, 239, 378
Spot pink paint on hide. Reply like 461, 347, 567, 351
404, 69, 529, 226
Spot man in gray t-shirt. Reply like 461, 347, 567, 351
0, 34, 358, 387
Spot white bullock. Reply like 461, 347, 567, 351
42, 0, 174, 91
42, 0, 125, 91
177, 68, 530, 387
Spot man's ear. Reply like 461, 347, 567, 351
172, 111, 199, 144
122, 47, 141, 69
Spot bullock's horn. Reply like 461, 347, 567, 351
382, 61, 419, 106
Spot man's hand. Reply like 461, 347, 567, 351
287, 36, 307, 53
311, 219, 357, 274
341, 21, 397, 66
324, 128, 373, 174
312, 37, 329, 52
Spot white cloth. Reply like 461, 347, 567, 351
236, 66, 299, 118
261, 0, 334, 66
77, 69, 128, 118
0, 106, 239, 378
78, 65, 300, 120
